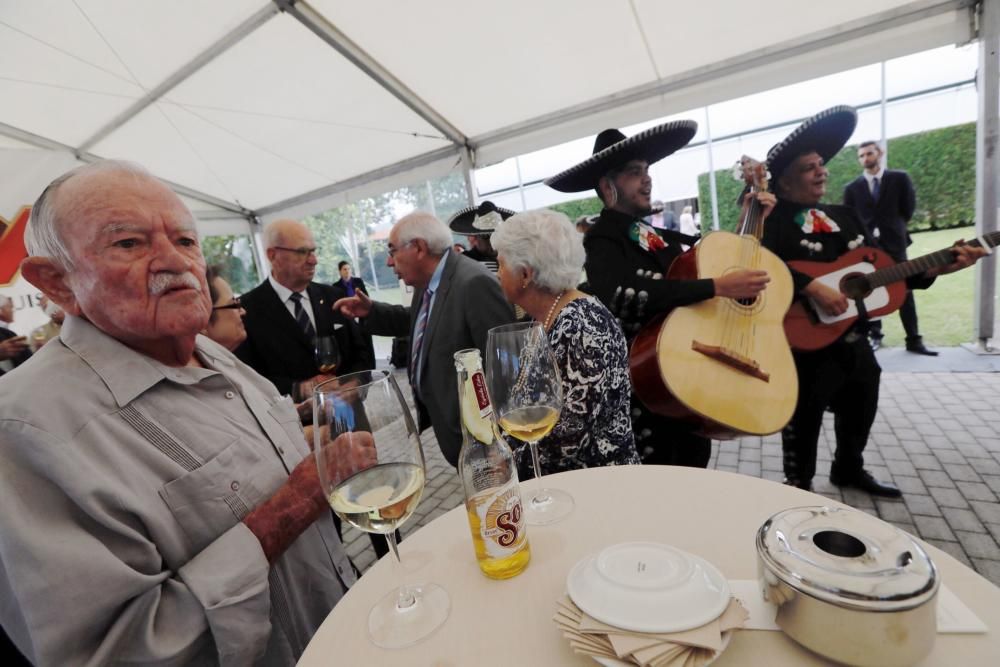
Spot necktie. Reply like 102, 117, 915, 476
871, 177, 880, 201
408, 288, 433, 393
289, 292, 316, 340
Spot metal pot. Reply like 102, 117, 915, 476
756, 506, 939, 666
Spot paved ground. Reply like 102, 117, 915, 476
341, 348, 1000, 587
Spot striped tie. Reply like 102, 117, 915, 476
408, 288, 433, 393
289, 292, 316, 340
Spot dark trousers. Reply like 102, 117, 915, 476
869, 289, 920, 340
782, 335, 881, 484
633, 399, 712, 468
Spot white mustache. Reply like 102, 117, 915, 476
148, 272, 201, 296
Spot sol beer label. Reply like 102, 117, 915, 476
470, 369, 493, 420
474, 482, 526, 558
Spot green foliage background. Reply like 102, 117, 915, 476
696, 122, 976, 233
549, 196, 604, 221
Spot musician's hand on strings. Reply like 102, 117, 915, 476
803, 279, 849, 316
741, 191, 777, 221
713, 269, 770, 299
924, 240, 988, 278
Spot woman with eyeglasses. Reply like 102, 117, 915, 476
202, 266, 247, 351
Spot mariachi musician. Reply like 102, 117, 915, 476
757, 105, 985, 496
545, 121, 769, 467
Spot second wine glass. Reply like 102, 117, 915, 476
486, 321, 574, 525
314, 335, 341, 374
314, 370, 450, 648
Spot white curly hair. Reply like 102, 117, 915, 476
491, 208, 584, 292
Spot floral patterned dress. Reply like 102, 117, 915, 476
514, 296, 640, 480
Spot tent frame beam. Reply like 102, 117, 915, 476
256, 144, 460, 217
468, 0, 971, 153
278, 0, 467, 147
972, 0, 998, 349
75, 3, 280, 154
0, 122, 253, 216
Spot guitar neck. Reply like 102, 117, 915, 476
866, 230, 1000, 288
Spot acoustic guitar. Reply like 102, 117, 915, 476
629, 158, 797, 439
785, 231, 1000, 351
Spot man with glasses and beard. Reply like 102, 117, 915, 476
0, 161, 374, 665
545, 121, 769, 468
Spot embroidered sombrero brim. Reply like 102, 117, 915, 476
545, 120, 698, 193
447, 201, 517, 235
766, 106, 857, 183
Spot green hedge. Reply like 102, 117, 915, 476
549, 196, 604, 221
697, 122, 976, 233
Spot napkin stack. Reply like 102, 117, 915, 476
554, 595, 748, 667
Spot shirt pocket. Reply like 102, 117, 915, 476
160, 438, 281, 554
268, 396, 309, 455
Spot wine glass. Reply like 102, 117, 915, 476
314, 370, 449, 648
485, 322, 573, 525
314, 335, 341, 374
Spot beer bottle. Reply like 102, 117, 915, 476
454, 348, 530, 579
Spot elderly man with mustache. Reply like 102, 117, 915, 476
0, 161, 375, 666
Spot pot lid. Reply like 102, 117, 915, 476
757, 506, 938, 611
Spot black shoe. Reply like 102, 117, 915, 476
905, 337, 938, 356
830, 469, 901, 497
783, 477, 813, 492
870, 336, 882, 352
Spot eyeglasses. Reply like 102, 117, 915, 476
387, 240, 416, 257
212, 297, 242, 311
274, 246, 318, 258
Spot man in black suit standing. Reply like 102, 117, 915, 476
333, 260, 376, 369
843, 141, 936, 355
235, 219, 371, 399
0, 295, 31, 376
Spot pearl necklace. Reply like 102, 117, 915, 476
543, 291, 566, 330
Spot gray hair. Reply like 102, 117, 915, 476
26, 160, 154, 269
394, 212, 452, 255
261, 218, 311, 250
491, 208, 584, 292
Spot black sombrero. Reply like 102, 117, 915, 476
447, 201, 516, 236
766, 105, 857, 182
545, 120, 698, 193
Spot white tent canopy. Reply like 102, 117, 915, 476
0, 0, 977, 225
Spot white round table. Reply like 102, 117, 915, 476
299, 465, 1000, 665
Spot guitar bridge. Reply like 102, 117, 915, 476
691, 340, 770, 382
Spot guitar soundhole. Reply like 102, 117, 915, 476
736, 296, 758, 307
840, 273, 872, 300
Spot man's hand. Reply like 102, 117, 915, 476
0, 335, 28, 361
333, 290, 373, 319
292, 373, 337, 402
741, 191, 777, 221
714, 269, 770, 299
803, 279, 849, 316
244, 431, 377, 563
923, 241, 988, 278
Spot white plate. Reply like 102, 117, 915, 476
592, 630, 732, 667
566, 542, 730, 634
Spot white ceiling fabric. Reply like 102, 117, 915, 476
0, 0, 974, 223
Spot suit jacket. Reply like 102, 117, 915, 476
235, 280, 371, 396
331, 276, 376, 370
0, 326, 31, 376
843, 170, 916, 260
362, 252, 515, 466
332, 276, 368, 298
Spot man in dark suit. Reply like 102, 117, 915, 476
235, 219, 371, 399
332, 261, 376, 369
843, 141, 936, 355
0, 295, 31, 376
334, 211, 515, 466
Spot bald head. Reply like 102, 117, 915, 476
264, 219, 318, 291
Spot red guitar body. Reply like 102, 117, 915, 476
784, 246, 908, 351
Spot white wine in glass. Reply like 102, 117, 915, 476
486, 322, 574, 525
314, 370, 449, 648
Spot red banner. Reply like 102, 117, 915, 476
0, 207, 30, 287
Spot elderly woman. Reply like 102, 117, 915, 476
201, 266, 247, 351
491, 209, 639, 478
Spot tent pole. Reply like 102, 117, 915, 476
704, 107, 720, 232
461, 147, 477, 207
972, 0, 999, 352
